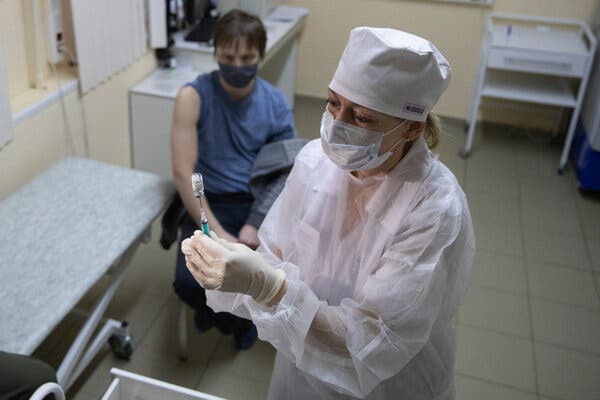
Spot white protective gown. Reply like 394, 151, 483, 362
207, 136, 474, 399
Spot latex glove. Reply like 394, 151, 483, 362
181, 231, 286, 304
238, 224, 260, 249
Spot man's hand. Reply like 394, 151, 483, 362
238, 224, 260, 249
213, 228, 239, 244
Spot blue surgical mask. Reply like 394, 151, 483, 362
218, 63, 258, 88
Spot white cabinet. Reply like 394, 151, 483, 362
463, 13, 597, 173
130, 68, 199, 180
130, 92, 176, 180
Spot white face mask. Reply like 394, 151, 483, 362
320, 110, 410, 171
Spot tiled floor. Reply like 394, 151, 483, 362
31, 95, 600, 400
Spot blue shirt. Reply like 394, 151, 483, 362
186, 71, 296, 194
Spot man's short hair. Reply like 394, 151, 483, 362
213, 9, 267, 58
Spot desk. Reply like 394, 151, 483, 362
129, 5, 308, 179
0, 157, 174, 389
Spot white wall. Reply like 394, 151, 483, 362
0, 0, 157, 200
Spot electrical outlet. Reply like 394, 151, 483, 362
45, 0, 64, 64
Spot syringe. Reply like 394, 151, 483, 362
191, 173, 210, 236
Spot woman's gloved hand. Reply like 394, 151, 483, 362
181, 231, 286, 305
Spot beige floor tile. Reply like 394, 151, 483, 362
456, 325, 536, 391
197, 366, 270, 400
140, 297, 223, 363
521, 197, 581, 236
120, 220, 178, 294
463, 143, 517, 175
108, 288, 172, 341
540, 136, 574, 162
454, 375, 537, 400
524, 230, 591, 270
588, 239, 600, 272
208, 337, 276, 383
576, 196, 600, 240
125, 344, 207, 388
468, 122, 517, 150
472, 217, 524, 257
520, 174, 577, 203
71, 350, 132, 396
535, 342, 600, 400
514, 143, 543, 178
517, 152, 575, 183
527, 261, 600, 310
466, 168, 520, 198
582, 216, 600, 241
536, 143, 567, 171
467, 190, 521, 228
530, 298, 600, 355
69, 389, 99, 400
469, 250, 527, 295
459, 286, 531, 338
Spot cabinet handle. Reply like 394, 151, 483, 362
504, 57, 572, 71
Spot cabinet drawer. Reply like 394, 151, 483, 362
487, 48, 587, 77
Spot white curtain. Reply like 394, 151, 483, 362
0, 35, 14, 148
70, 0, 148, 94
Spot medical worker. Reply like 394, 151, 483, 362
182, 27, 474, 399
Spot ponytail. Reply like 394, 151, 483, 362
424, 113, 441, 149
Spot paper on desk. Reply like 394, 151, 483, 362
266, 5, 308, 22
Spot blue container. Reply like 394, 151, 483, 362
571, 119, 600, 192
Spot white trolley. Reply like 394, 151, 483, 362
101, 369, 228, 400
462, 13, 597, 173
29, 368, 229, 400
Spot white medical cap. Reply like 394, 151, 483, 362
329, 27, 451, 122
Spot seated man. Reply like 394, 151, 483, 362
170, 9, 296, 350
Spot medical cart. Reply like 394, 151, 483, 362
462, 13, 597, 174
